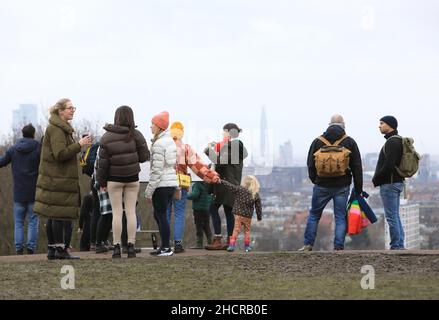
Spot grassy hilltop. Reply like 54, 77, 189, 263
1, 251, 438, 300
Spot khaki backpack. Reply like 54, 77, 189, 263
384, 135, 421, 178
314, 135, 351, 177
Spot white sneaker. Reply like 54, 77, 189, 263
157, 248, 174, 257
298, 245, 313, 252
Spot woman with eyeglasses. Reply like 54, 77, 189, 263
34, 98, 92, 260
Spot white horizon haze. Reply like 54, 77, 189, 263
1, 0, 438, 162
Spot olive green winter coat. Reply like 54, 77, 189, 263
34, 114, 82, 220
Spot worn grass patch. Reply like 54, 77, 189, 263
1, 253, 438, 300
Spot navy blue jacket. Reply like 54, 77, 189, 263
348, 190, 378, 224
0, 138, 41, 203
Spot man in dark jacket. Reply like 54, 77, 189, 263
0, 124, 41, 254
372, 115, 405, 250
300, 115, 363, 251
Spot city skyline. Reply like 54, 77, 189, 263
7, 102, 439, 169
1, 1, 438, 158
12, 104, 39, 130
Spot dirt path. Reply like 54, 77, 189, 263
1, 249, 438, 263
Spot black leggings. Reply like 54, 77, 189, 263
210, 203, 235, 237
90, 186, 101, 244
96, 213, 113, 245
80, 214, 91, 251
152, 187, 175, 249
64, 221, 73, 247
193, 209, 212, 241
46, 219, 65, 246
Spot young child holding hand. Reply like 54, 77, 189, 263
220, 176, 262, 252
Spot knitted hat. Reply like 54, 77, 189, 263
380, 115, 398, 129
152, 111, 169, 130
170, 121, 184, 140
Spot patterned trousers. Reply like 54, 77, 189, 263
230, 215, 252, 246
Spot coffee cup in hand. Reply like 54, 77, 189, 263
79, 135, 92, 147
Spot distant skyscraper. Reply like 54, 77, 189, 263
385, 203, 420, 250
363, 153, 379, 171
278, 140, 294, 167
12, 104, 38, 130
252, 106, 273, 174
418, 154, 431, 183
260, 106, 268, 159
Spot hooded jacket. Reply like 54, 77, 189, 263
307, 125, 363, 193
34, 114, 82, 220
0, 138, 41, 203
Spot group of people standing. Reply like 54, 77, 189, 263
1, 98, 263, 259
299, 114, 409, 251
0, 98, 410, 258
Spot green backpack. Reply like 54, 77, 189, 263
384, 135, 421, 178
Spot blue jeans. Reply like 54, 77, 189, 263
380, 183, 405, 249
304, 185, 350, 249
167, 188, 188, 242
13, 202, 39, 252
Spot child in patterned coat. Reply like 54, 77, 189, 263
220, 176, 262, 252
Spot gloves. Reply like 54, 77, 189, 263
355, 189, 369, 199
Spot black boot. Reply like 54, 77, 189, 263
112, 244, 121, 259
123, 246, 141, 254
47, 246, 56, 260
95, 242, 109, 254
127, 243, 136, 258
55, 247, 80, 260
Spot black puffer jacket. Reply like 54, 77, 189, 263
372, 130, 403, 187
97, 124, 150, 187
307, 125, 363, 193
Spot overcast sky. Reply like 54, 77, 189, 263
1, 0, 438, 164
